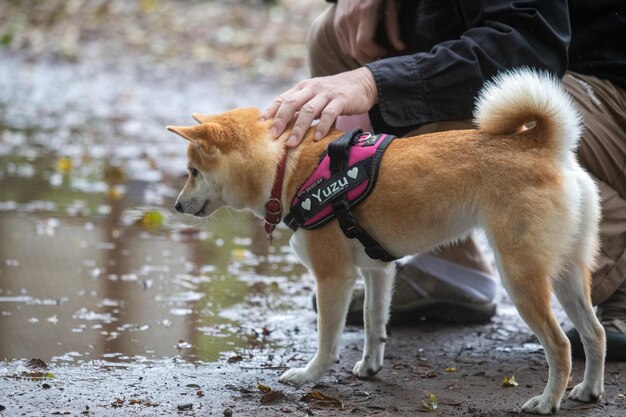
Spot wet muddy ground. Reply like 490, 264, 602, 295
0, 1, 624, 416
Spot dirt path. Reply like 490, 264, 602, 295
2, 315, 624, 416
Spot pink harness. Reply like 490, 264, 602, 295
284, 129, 397, 262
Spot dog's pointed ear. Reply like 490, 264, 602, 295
167, 123, 227, 151
191, 113, 212, 124
166, 125, 205, 145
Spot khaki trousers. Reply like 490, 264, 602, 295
307, 6, 626, 305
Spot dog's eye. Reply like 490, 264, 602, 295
189, 168, 199, 177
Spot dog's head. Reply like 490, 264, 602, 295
167, 107, 272, 218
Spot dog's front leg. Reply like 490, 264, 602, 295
279, 268, 357, 384
281, 231, 357, 385
353, 264, 395, 378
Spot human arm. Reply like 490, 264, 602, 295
262, 0, 403, 147
366, 0, 570, 134
264, 0, 570, 144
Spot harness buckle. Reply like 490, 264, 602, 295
333, 199, 362, 239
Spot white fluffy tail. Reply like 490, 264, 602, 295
474, 68, 582, 160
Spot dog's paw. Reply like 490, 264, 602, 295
522, 394, 559, 415
352, 359, 382, 379
279, 367, 321, 385
569, 382, 603, 403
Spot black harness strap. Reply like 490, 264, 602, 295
328, 130, 397, 262
327, 128, 358, 172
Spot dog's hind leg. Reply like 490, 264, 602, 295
281, 230, 358, 384
491, 244, 571, 414
353, 263, 395, 378
553, 264, 605, 402
553, 174, 605, 402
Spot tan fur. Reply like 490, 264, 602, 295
168, 100, 605, 414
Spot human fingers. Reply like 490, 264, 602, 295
353, 11, 388, 64
262, 86, 301, 125
314, 99, 344, 141
286, 94, 332, 147
268, 88, 315, 140
354, 29, 388, 64
334, 0, 387, 64
333, 0, 360, 58
384, 0, 406, 52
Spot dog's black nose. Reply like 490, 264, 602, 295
174, 202, 183, 213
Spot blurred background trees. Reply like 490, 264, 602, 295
0, 0, 321, 82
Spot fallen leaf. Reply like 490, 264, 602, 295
228, 354, 244, 363
127, 400, 158, 407
107, 185, 125, 200
19, 371, 56, 380
140, 210, 164, 229
445, 367, 457, 372
126, 399, 158, 407
26, 358, 48, 370
56, 157, 73, 174
104, 165, 126, 184
300, 391, 343, 409
421, 391, 438, 412
502, 375, 519, 387
256, 382, 288, 404
257, 382, 272, 393
261, 390, 287, 404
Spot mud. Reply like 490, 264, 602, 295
0, 1, 624, 416
2, 317, 624, 416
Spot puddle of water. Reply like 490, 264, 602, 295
0, 151, 312, 364
0, 52, 315, 366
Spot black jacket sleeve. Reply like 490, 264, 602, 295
365, 0, 571, 135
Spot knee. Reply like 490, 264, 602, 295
305, 6, 358, 77
306, 7, 334, 77
306, 9, 327, 59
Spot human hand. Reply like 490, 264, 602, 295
334, 0, 405, 65
262, 67, 377, 148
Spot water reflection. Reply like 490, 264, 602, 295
0, 149, 310, 364
0, 49, 315, 368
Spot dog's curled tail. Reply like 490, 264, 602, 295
474, 68, 582, 160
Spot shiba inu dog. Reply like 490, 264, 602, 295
167, 69, 605, 414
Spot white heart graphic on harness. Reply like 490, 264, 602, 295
347, 167, 359, 179
301, 198, 312, 211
